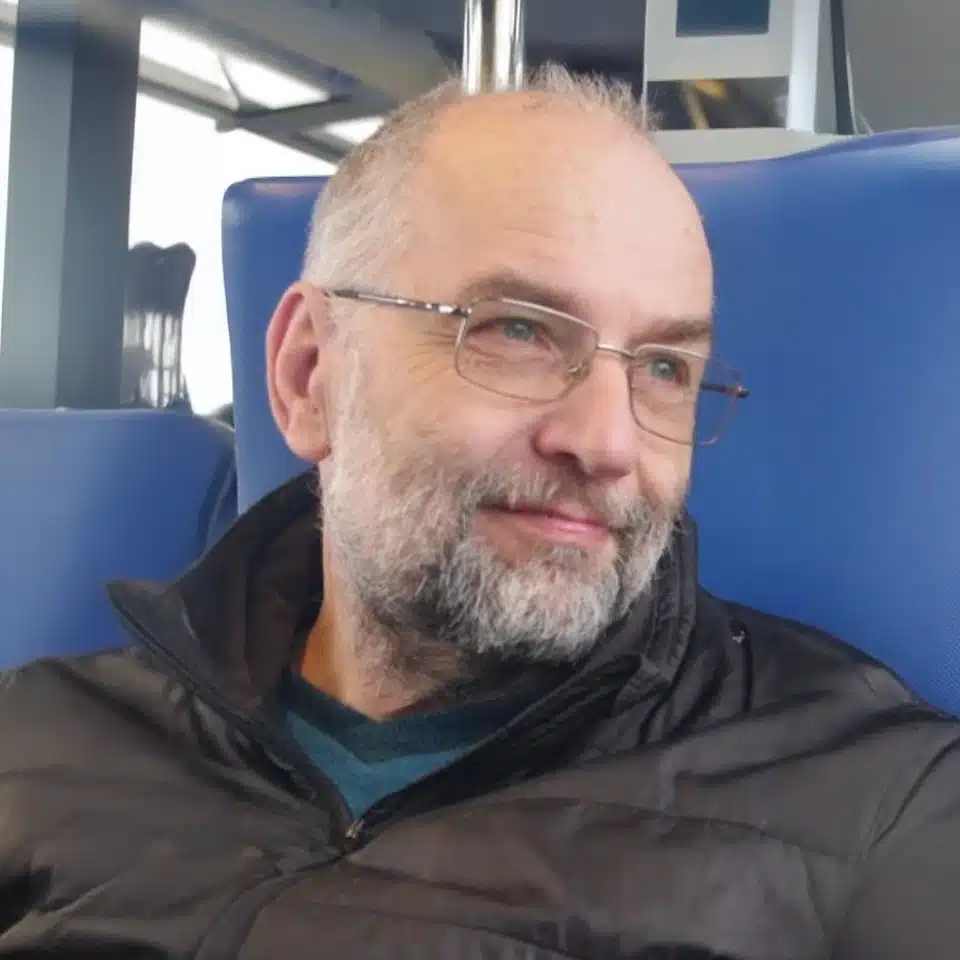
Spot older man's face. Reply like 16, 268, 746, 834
309, 98, 712, 663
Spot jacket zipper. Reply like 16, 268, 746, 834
112, 598, 652, 956
189, 663, 633, 960
338, 658, 639, 849
111, 598, 356, 836
110, 594, 543, 846
112, 593, 643, 851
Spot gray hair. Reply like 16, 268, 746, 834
301, 63, 654, 291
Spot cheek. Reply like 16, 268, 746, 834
638, 441, 691, 511
441, 388, 548, 462
380, 355, 533, 462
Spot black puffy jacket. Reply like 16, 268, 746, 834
1, 474, 959, 959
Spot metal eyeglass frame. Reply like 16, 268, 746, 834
326, 287, 750, 446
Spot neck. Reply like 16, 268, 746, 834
297, 542, 554, 720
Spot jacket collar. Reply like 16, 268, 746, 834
108, 471, 700, 718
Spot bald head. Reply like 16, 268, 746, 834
403, 90, 709, 313
302, 65, 709, 302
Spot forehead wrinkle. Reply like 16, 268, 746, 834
402, 93, 712, 338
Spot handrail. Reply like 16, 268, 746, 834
462, 0, 525, 94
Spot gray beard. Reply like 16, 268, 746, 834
319, 349, 680, 701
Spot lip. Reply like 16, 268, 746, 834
482, 505, 612, 548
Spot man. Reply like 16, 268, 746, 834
0, 67, 958, 959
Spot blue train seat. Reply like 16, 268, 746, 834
221, 129, 960, 712
0, 409, 236, 669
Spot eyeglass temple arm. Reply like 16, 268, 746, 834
703, 382, 750, 400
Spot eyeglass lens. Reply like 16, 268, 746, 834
454, 298, 740, 445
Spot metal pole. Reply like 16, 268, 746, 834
493, 0, 524, 91
462, 0, 486, 94
462, 0, 525, 94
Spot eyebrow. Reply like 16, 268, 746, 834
457, 268, 714, 349
459, 268, 585, 316
626, 316, 714, 350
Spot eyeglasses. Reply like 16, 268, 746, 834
328, 288, 749, 446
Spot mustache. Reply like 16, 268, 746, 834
456, 464, 670, 533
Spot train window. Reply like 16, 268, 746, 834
129, 94, 333, 414
324, 117, 385, 145
129, 19, 345, 414
139, 20, 233, 94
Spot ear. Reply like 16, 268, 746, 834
266, 282, 335, 463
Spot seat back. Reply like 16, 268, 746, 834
222, 130, 960, 711
0, 410, 236, 668
681, 130, 960, 709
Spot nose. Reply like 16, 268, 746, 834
531, 355, 640, 482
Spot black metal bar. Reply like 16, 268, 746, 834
216, 92, 392, 136
134, 72, 352, 166
0, 0, 141, 408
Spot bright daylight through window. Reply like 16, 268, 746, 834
0, 3, 384, 412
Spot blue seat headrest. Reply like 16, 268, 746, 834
0, 410, 236, 668
222, 130, 960, 711
223, 179, 325, 510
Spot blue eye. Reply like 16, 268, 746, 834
633, 353, 695, 395
501, 319, 538, 341
650, 356, 682, 382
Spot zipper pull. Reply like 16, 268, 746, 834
344, 818, 366, 848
